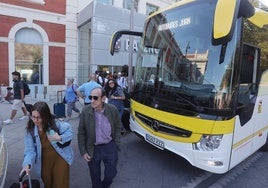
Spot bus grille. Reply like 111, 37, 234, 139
135, 112, 192, 137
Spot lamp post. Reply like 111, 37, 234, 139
128, 0, 134, 92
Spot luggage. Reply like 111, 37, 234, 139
9, 170, 40, 188
53, 90, 66, 118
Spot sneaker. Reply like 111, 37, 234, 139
19, 116, 28, 120
4, 119, 13, 125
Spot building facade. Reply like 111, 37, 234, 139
77, 0, 177, 83
0, 0, 175, 99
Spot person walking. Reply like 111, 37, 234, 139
4, 87, 14, 104
116, 72, 127, 91
65, 78, 80, 121
4, 71, 28, 124
21, 101, 73, 188
77, 87, 121, 188
104, 78, 126, 134
76, 73, 102, 105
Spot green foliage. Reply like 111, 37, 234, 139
244, 18, 268, 73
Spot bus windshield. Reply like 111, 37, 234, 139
133, 1, 236, 117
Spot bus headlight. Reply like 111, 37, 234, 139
193, 135, 223, 151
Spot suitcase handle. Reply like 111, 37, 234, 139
57, 90, 64, 103
19, 172, 32, 188
19, 165, 32, 188
19, 170, 26, 182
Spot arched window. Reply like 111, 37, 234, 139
15, 28, 43, 84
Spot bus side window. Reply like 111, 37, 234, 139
238, 84, 252, 106
240, 48, 254, 84
237, 45, 258, 125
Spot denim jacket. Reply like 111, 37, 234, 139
22, 120, 74, 177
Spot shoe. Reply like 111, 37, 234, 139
4, 119, 13, 125
19, 116, 28, 120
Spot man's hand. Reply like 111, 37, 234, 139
83, 153, 91, 162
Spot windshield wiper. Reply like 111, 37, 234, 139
174, 93, 205, 112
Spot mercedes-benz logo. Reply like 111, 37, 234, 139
151, 120, 160, 132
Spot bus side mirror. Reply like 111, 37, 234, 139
110, 30, 143, 55
212, 0, 254, 45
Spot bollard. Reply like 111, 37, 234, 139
44, 86, 47, 99
34, 85, 38, 99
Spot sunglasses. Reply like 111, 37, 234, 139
89, 95, 100, 100
31, 116, 41, 121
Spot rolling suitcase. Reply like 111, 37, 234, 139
53, 90, 66, 118
9, 170, 40, 188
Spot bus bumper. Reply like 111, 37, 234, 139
130, 117, 232, 174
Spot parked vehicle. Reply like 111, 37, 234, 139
0, 116, 8, 188
110, 0, 268, 173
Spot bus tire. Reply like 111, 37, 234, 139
260, 135, 268, 151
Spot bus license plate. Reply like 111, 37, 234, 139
145, 134, 164, 149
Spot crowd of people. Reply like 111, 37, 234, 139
3, 70, 129, 188
95, 70, 128, 91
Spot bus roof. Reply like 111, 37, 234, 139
148, 0, 195, 19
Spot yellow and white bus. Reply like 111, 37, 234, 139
110, 0, 268, 173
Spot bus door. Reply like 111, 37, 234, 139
251, 47, 268, 152
230, 44, 259, 169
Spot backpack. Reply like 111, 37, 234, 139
23, 81, 31, 95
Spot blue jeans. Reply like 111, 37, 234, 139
67, 101, 80, 117
88, 141, 118, 188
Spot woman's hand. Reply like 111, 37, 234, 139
111, 95, 119, 100
20, 164, 31, 175
47, 132, 62, 142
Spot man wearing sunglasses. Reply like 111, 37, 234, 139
77, 87, 121, 188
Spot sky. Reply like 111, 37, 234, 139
259, 0, 268, 7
